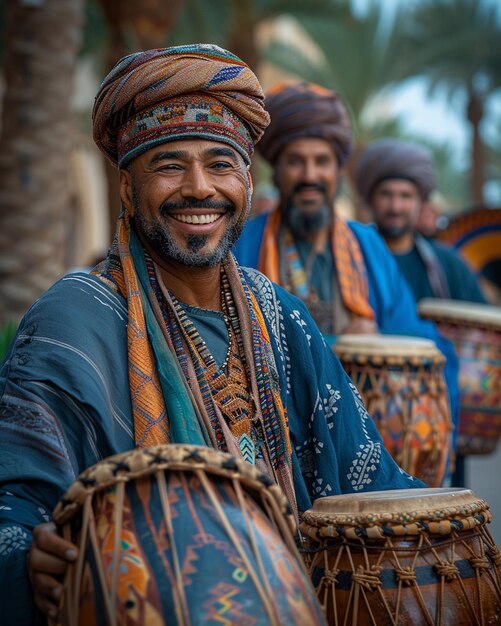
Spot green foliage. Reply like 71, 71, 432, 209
169, 0, 345, 48
399, 0, 501, 100
169, 0, 233, 47
0, 321, 17, 364
260, 0, 495, 207
81, 0, 108, 72
261, 2, 410, 129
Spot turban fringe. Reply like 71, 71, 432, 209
93, 44, 270, 167
258, 82, 353, 165
355, 139, 436, 201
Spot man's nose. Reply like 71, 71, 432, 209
303, 160, 320, 183
388, 196, 405, 212
180, 164, 215, 199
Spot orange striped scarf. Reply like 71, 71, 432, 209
93, 214, 170, 448
258, 210, 375, 320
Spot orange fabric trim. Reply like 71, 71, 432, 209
258, 212, 374, 320
117, 216, 170, 448
332, 216, 375, 320
258, 209, 282, 283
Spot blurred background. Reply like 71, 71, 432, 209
0, 0, 500, 537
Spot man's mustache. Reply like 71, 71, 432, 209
292, 182, 327, 195
160, 199, 236, 216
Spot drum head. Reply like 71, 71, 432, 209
303, 487, 488, 529
333, 334, 441, 360
419, 298, 501, 329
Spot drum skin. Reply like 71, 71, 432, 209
301, 488, 501, 626
334, 335, 452, 486
52, 444, 325, 626
419, 299, 501, 455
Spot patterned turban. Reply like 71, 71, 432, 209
257, 82, 353, 166
92, 44, 270, 168
355, 138, 436, 201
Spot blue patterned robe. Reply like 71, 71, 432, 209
0, 268, 421, 624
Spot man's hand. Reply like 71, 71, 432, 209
27, 522, 78, 620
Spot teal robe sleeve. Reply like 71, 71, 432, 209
0, 274, 134, 626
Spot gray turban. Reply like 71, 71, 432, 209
355, 138, 436, 201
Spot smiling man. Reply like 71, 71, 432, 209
355, 138, 488, 304
0, 47, 426, 624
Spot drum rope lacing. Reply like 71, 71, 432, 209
53, 445, 313, 626
308, 523, 501, 626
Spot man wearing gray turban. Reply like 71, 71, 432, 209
235, 85, 460, 485
355, 138, 487, 303
234, 84, 461, 351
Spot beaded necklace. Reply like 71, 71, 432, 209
282, 227, 320, 303
168, 269, 259, 464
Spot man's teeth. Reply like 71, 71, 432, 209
173, 213, 221, 224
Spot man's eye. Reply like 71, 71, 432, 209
157, 163, 182, 171
210, 161, 232, 170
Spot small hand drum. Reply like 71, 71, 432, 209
301, 488, 501, 626
419, 299, 501, 455
334, 334, 452, 486
51, 444, 325, 626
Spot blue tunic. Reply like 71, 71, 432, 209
0, 270, 423, 625
393, 240, 488, 303
234, 215, 460, 427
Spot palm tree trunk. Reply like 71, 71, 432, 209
467, 93, 485, 206
227, 0, 259, 71
97, 0, 185, 242
0, 0, 83, 325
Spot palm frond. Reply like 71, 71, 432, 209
0, 321, 17, 364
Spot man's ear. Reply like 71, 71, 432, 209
246, 167, 254, 196
119, 168, 135, 217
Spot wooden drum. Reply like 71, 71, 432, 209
51, 444, 325, 626
334, 334, 452, 486
301, 488, 501, 626
419, 299, 501, 455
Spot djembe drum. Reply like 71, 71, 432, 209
333, 335, 452, 486
51, 444, 325, 626
419, 299, 501, 455
300, 488, 501, 626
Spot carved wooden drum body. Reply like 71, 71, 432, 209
419, 299, 501, 455
334, 335, 452, 486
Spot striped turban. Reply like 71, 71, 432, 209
355, 138, 436, 201
92, 44, 270, 168
257, 82, 353, 166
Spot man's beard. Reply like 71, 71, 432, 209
378, 215, 413, 241
283, 182, 333, 237
132, 193, 248, 268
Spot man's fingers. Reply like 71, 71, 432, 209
33, 591, 59, 621
32, 522, 78, 561
31, 571, 64, 599
28, 546, 72, 576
